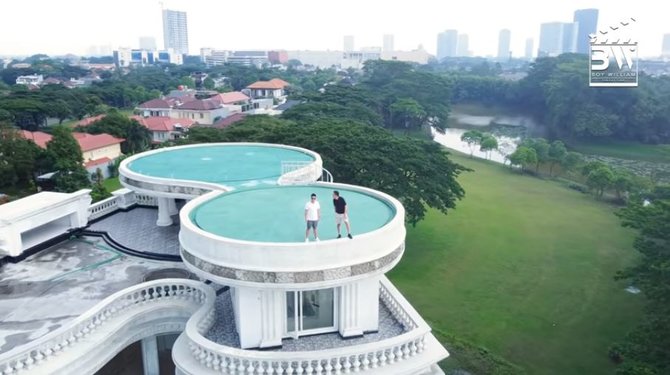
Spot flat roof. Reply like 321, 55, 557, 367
126, 144, 315, 188
190, 185, 396, 243
0, 236, 184, 354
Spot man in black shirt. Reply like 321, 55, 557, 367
332, 190, 352, 239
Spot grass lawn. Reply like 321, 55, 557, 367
103, 176, 122, 192
569, 140, 670, 163
388, 152, 643, 374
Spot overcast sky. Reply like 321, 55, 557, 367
0, 0, 665, 58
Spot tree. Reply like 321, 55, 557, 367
586, 165, 614, 197
560, 151, 583, 173
521, 138, 550, 173
389, 98, 426, 131
508, 146, 537, 172
479, 135, 498, 160
84, 110, 151, 154
547, 140, 568, 176
191, 115, 468, 225
611, 187, 670, 374
0, 124, 43, 187
611, 170, 636, 202
203, 77, 215, 90
90, 168, 111, 202
460, 130, 483, 157
47, 125, 90, 192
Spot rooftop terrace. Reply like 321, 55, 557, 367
0, 236, 184, 354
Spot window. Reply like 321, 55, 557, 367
199, 113, 204, 119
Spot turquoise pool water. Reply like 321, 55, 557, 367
127, 145, 315, 188
190, 186, 396, 242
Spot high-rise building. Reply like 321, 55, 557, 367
573, 8, 599, 54
561, 22, 579, 53
139, 36, 157, 51
538, 22, 565, 57
162, 9, 189, 55
662, 34, 670, 57
436, 29, 458, 60
525, 38, 534, 59
383, 34, 394, 52
457, 34, 469, 57
343, 35, 354, 52
497, 29, 511, 60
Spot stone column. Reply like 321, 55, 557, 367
156, 197, 173, 226
141, 335, 160, 375
168, 198, 178, 216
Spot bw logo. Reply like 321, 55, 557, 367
589, 18, 638, 87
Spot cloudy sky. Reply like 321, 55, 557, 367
0, 0, 665, 57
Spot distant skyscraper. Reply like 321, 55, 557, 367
162, 9, 189, 54
139, 36, 157, 51
497, 29, 511, 60
525, 38, 534, 59
573, 9, 599, 54
436, 30, 458, 60
538, 22, 565, 56
662, 34, 670, 57
343, 35, 355, 52
457, 34, 469, 57
561, 23, 579, 53
383, 34, 394, 52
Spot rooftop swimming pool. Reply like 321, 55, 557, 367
190, 186, 396, 243
125, 144, 316, 188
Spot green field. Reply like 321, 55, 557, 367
389, 153, 643, 374
103, 176, 122, 192
569, 140, 670, 163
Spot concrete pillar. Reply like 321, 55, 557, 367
339, 278, 380, 338
168, 198, 178, 216
141, 335, 160, 375
156, 197, 173, 226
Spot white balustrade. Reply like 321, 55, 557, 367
0, 279, 214, 374
178, 276, 431, 375
135, 193, 158, 206
88, 196, 120, 220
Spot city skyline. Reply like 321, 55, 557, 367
0, 0, 667, 58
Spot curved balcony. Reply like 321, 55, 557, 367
119, 143, 323, 199
179, 183, 406, 288
0, 279, 214, 375
173, 277, 448, 375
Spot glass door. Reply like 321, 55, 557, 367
286, 288, 336, 338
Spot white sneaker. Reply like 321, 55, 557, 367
305, 238, 309, 243
316, 237, 320, 242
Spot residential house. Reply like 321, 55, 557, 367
20, 131, 124, 179
136, 99, 175, 117
244, 78, 289, 101
172, 99, 229, 124
15, 75, 43, 85
209, 113, 247, 129
209, 91, 251, 112
132, 116, 195, 144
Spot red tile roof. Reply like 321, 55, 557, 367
210, 91, 250, 105
178, 99, 221, 111
137, 99, 174, 109
246, 78, 290, 90
78, 114, 106, 127
211, 113, 247, 129
132, 116, 196, 132
72, 132, 124, 151
20, 130, 52, 148
84, 157, 112, 168
20, 130, 123, 151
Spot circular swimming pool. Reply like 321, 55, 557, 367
190, 185, 396, 243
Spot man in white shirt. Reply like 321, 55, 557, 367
304, 193, 321, 242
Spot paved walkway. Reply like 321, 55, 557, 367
88, 207, 180, 256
